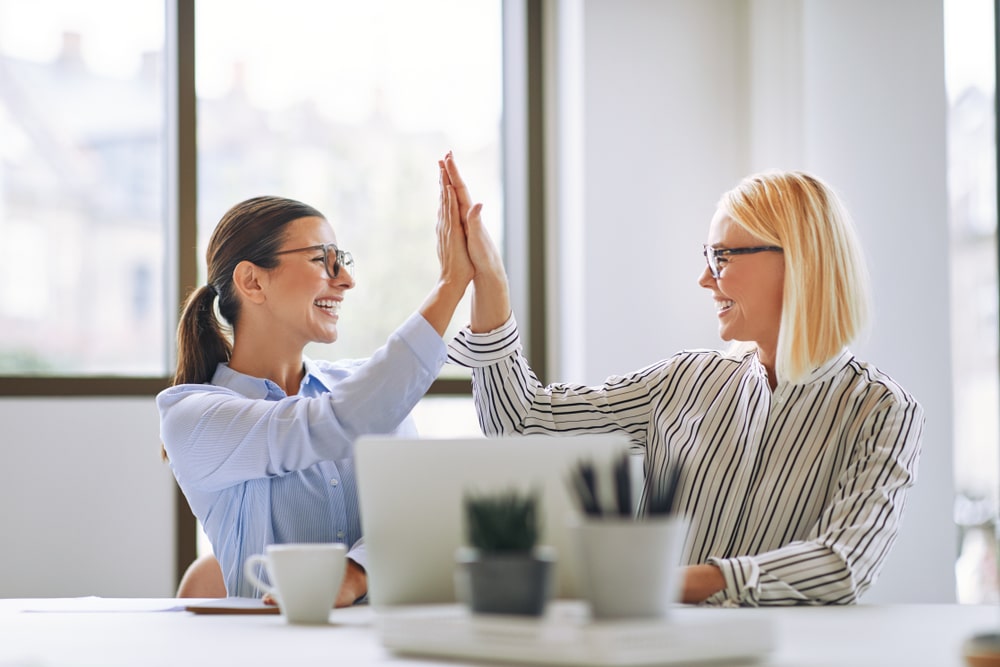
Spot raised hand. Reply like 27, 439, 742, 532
443, 153, 506, 284
441, 152, 511, 332
436, 159, 474, 288
415, 159, 474, 337
441, 150, 474, 220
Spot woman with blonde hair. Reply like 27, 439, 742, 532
446, 157, 923, 606
158, 155, 472, 604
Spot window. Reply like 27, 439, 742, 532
946, 0, 999, 603
0, 1, 167, 376
0, 0, 507, 384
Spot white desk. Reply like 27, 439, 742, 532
0, 598, 997, 667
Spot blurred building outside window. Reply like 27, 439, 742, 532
0, 1, 166, 375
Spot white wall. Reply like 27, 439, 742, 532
0, 399, 176, 597
550, 0, 956, 602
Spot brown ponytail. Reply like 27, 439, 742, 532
174, 284, 231, 386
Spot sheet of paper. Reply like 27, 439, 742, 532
8, 597, 191, 613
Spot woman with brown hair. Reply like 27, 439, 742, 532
158, 155, 471, 604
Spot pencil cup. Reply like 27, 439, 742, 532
244, 543, 346, 624
570, 516, 687, 620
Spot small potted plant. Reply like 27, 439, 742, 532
455, 488, 555, 616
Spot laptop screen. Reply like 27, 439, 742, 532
355, 434, 633, 608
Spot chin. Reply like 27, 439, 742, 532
316, 329, 339, 345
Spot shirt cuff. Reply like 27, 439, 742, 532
402, 311, 449, 371
447, 313, 520, 368
706, 555, 760, 607
347, 540, 368, 604
346, 538, 367, 572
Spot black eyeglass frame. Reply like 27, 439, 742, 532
273, 243, 355, 279
702, 245, 783, 279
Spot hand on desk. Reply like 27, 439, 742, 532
262, 558, 368, 609
336, 558, 368, 607
681, 563, 726, 604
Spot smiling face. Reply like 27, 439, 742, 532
262, 215, 356, 347
699, 208, 785, 364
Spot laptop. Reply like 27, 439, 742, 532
355, 434, 633, 608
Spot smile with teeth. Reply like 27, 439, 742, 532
716, 299, 734, 313
314, 299, 341, 315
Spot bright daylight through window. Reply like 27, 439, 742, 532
0, 0, 502, 386
946, 0, 999, 603
195, 1, 503, 379
0, 1, 166, 375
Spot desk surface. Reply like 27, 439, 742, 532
1, 598, 998, 667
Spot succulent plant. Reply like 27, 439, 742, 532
463, 488, 541, 553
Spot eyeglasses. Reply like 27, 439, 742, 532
274, 243, 355, 279
702, 245, 782, 279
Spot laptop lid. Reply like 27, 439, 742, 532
355, 434, 632, 608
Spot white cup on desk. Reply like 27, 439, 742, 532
244, 543, 347, 624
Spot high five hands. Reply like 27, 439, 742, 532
439, 151, 511, 333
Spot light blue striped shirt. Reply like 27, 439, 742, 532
157, 312, 447, 597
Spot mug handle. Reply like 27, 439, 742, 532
244, 554, 275, 598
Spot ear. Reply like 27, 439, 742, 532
232, 260, 268, 305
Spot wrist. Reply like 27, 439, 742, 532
419, 279, 469, 337
343, 559, 368, 604
434, 277, 469, 305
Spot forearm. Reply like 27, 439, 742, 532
681, 564, 726, 604
471, 273, 511, 333
419, 278, 470, 337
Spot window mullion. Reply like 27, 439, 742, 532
166, 0, 198, 589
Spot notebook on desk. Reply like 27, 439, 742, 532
354, 434, 632, 608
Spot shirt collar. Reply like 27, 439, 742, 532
799, 348, 853, 384
211, 357, 330, 399
764, 347, 853, 389
211, 363, 272, 398
301, 356, 332, 393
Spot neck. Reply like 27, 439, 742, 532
228, 331, 306, 396
757, 346, 779, 392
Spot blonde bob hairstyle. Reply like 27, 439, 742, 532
719, 170, 871, 384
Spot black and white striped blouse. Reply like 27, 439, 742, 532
448, 315, 924, 606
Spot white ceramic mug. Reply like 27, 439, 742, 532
244, 543, 347, 624
571, 516, 687, 620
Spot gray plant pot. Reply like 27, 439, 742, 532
456, 547, 555, 616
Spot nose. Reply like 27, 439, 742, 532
334, 265, 356, 289
697, 263, 716, 289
